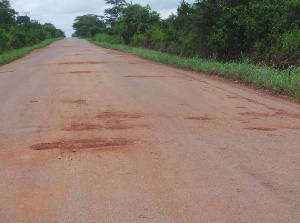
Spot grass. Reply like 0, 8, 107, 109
90, 40, 300, 101
0, 38, 63, 66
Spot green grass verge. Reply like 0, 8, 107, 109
0, 38, 63, 66
90, 40, 300, 100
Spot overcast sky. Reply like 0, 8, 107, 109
10, 0, 195, 37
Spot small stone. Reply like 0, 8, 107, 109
72, 149, 77, 152
58, 156, 62, 159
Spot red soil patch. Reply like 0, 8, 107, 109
69, 71, 93, 74
239, 112, 274, 118
274, 111, 300, 119
97, 112, 142, 119
245, 127, 277, 131
30, 138, 133, 150
63, 100, 86, 104
186, 116, 214, 121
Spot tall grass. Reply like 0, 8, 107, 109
90, 40, 300, 100
0, 38, 63, 66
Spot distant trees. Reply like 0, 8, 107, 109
73, 0, 300, 67
72, 14, 106, 37
0, 0, 65, 55
115, 4, 160, 44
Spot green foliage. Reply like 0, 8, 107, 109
72, 14, 106, 37
90, 40, 300, 100
115, 4, 160, 44
0, 38, 62, 66
92, 33, 123, 44
0, 0, 17, 24
75, 0, 300, 98
0, 0, 65, 56
104, 0, 127, 26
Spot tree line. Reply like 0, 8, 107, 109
0, 0, 65, 54
74, 0, 300, 68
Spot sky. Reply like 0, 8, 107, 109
10, 0, 195, 37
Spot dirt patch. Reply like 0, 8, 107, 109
0, 70, 14, 74
186, 116, 214, 121
70, 71, 93, 74
30, 138, 133, 150
274, 111, 300, 119
228, 95, 241, 99
240, 111, 300, 119
71, 100, 86, 104
62, 124, 101, 131
97, 111, 142, 119
61, 122, 138, 131
57, 61, 104, 65
245, 127, 277, 131
63, 100, 86, 105
239, 112, 274, 118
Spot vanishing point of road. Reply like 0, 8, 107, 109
0, 38, 299, 222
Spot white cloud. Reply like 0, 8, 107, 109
9, 0, 194, 37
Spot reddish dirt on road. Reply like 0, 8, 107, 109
0, 38, 299, 223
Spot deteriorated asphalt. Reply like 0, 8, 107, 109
0, 38, 299, 222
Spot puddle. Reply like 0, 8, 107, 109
1, 128, 40, 135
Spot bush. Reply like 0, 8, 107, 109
92, 33, 123, 44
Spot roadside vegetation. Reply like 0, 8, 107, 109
72, 0, 300, 100
0, 38, 62, 66
0, 0, 65, 58
91, 41, 300, 100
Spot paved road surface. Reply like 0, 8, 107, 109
0, 38, 299, 222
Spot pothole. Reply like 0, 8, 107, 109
97, 112, 142, 119
30, 138, 133, 150
245, 127, 277, 131
185, 116, 214, 121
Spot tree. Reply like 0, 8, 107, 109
115, 4, 160, 44
73, 14, 106, 37
0, 0, 17, 25
104, 0, 127, 27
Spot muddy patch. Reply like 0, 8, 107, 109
30, 138, 133, 150
97, 111, 142, 119
185, 116, 215, 121
245, 127, 277, 131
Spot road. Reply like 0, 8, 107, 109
0, 38, 299, 222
